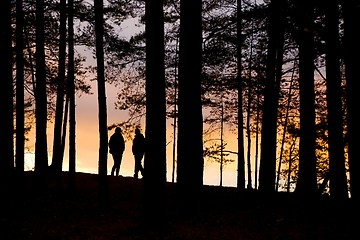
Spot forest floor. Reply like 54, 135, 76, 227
0, 172, 356, 240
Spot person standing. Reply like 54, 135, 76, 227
132, 127, 145, 178
109, 127, 125, 176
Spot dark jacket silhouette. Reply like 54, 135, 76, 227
109, 127, 125, 176
132, 128, 145, 178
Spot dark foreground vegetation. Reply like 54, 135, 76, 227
1, 172, 355, 240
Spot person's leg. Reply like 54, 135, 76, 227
134, 154, 144, 178
113, 154, 121, 176
117, 153, 123, 176
111, 154, 116, 176
134, 155, 139, 178
116, 160, 120, 176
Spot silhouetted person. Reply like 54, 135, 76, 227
109, 127, 125, 176
132, 127, 145, 179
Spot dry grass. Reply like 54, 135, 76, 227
0, 172, 355, 240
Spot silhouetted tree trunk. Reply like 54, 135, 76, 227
276, 69, 295, 191
236, 0, 245, 191
177, 0, 204, 212
273, 21, 285, 191
68, 0, 76, 193
51, 0, 67, 189
35, 0, 48, 190
94, 0, 109, 208
16, 0, 25, 183
294, 0, 318, 196
258, 0, 285, 193
324, 0, 348, 201
172, 37, 179, 184
220, 99, 224, 187
61, 96, 69, 160
343, 0, 360, 201
143, 0, 167, 229
0, 0, 14, 190
245, 0, 254, 190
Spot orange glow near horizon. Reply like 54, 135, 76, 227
24, 81, 255, 188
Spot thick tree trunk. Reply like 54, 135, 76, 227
324, 0, 348, 201
258, 0, 285, 193
0, 0, 14, 186
143, 0, 167, 228
294, 0, 318, 196
177, 0, 204, 212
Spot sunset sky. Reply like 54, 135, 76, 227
23, 17, 247, 188
25, 81, 241, 187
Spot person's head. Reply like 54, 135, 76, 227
115, 127, 122, 134
135, 128, 141, 135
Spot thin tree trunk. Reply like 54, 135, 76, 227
276, 65, 295, 191
68, 0, 76, 193
16, 0, 25, 182
254, 89, 260, 190
35, 0, 48, 191
61, 95, 69, 161
172, 37, 179, 184
51, 0, 67, 187
236, 0, 245, 191
220, 98, 224, 187
343, 0, 359, 201
286, 139, 297, 192
246, 25, 253, 190
94, 0, 109, 209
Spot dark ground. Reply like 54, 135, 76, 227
0, 172, 355, 240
